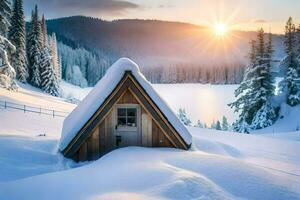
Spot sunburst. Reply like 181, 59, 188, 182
213, 23, 228, 37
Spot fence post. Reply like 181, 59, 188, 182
24, 105, 26, 113
4, 101, 6, 109
53, 110, 55, 118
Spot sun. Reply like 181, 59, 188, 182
213, 23, 228, 37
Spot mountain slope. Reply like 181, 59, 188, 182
47, 16, 285, 68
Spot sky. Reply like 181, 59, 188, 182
24, 0, 300, 33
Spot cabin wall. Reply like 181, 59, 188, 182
73, 89, 174, 162
142, 108, 152, 147
152, 119, 173, 147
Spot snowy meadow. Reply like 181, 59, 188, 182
0, 82, 300, 200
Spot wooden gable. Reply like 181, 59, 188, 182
63, 71, 190, 161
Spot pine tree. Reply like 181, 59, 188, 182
221, 116, 229, 131
0, 0, 11, 36
27, 5, 43, 87
40, 44, 60, 96
251, 101, 277, 129
41, 14, 47, 47
0, 35, 17, 90
194, 120, 203, 128
229, 28, 276, 132
248, 29, 276, 129
8, 0, 27, 83
229, 40, 256, 132
279, 17, 300, 106
264, 32, 275, 95
296, 24, 300, 55
215, 120, 222, 130
0, 0, 17, 90
177, 108, 192, 126
50, 33, 61, 81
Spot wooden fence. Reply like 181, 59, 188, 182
0, 100, 69, 118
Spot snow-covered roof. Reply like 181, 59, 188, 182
59, 58, 192, 151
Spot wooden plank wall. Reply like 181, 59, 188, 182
118, 89, 138, 104
99, 120, 106, 156
77, 110, 114, 161
141, 108, 152, 147
75, 89, 174, 162
104, 111, 114, 152
152, 119, 173, 148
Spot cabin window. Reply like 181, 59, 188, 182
117, 108, 137, 127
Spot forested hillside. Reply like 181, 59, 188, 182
47, 16, 285, 86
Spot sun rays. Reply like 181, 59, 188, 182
213, 22, 228, 37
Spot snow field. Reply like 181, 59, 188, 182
0, 131, 299, 200
0, 78, 299, 200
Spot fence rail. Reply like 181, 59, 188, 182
0, 100, 70, 118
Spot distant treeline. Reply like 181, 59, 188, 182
142, 63, 245, 84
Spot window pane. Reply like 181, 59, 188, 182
127, 117, 136, 127
117, 108, 126, 117
127, 108, 136, 117
118, 117, 126, 126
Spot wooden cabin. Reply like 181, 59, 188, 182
59, 58, 192, 162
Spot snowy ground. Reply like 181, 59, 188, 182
0, 83, 300, 200
0, 82, 75, 138
0, 129, 299, 200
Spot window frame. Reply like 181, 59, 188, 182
115, 104, 140, 132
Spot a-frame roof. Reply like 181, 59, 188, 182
59, 58, 192, 153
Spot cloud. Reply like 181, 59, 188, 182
24, 0, 141, 18
252, 19, 267, 23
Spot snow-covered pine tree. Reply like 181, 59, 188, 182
229, 40, 256, 132
247, 29, 276, 129
50, 33, 61, 81
0, 0, 11, 36
215, 120, 222, 130
177, 108, 192, 126
229, 28, 276, 132
41, 14, 47, 48
27, 5, 43, 87
40, 43, 60, 96
194, 120, 203, 128
279, 17, 300, 106
264, 32, 275, 95
221, 116, 229, 131
296, 24, 300, 55
251, 100, 277, 129
8, 0, 27, 83
0, 0, 17, 90
0, 35, 17, 90
250, 30, 276, 129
